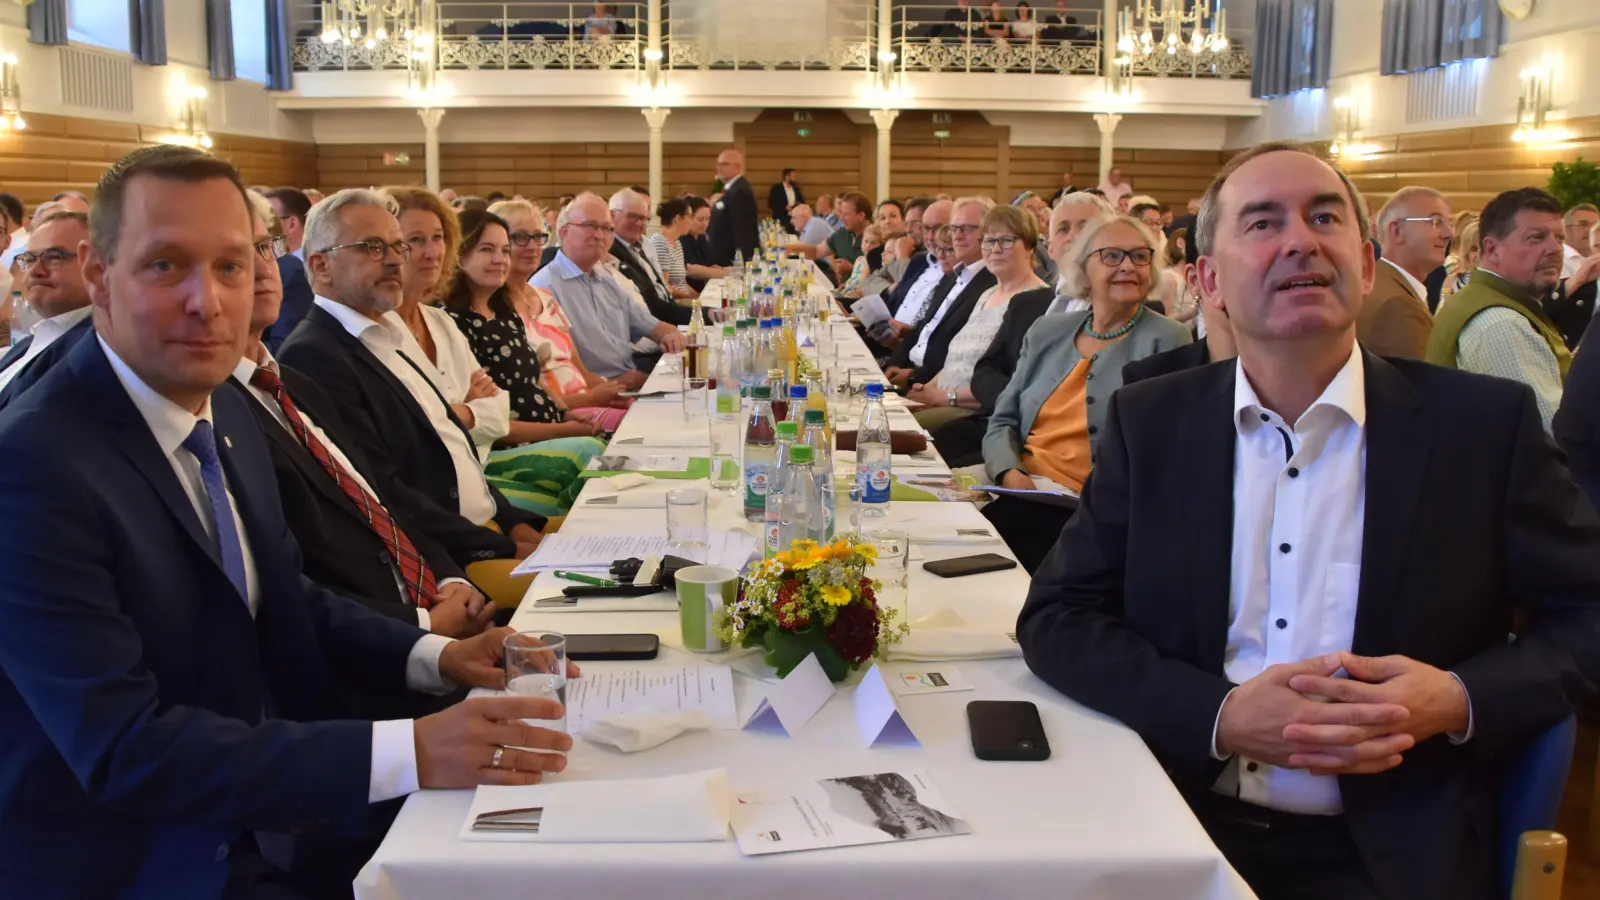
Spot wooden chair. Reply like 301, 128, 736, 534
1503, 715, 1577, 899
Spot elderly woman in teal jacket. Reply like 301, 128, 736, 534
981, 214, 1192, 571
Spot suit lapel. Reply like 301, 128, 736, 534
309, 306, 442, 443
1351, 352, 1429, 656
0, 335, 31, 372
1180, 362, 1238, 676
227, 378, 370, 524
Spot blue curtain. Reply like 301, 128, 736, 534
1251, 0, 1333, 99
28, 0, 68, 46
1381, 0, 1504, 74
207, 0, 236, 80
130, 0, 168, 65
267, 0, 294, 90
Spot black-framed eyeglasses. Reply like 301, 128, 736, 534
611, 210, 648, 225
510, 230, 549, 248
321, 238, 412, 261
1090, 247, 1154, 267
567, 220, 616, 236
933, 244, 956, 257
15, 248, 77, 271
980, 235, 1021, 252
254, 236, 287, 262
949, 224, 982, 236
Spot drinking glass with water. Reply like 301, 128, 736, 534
504, 631, 568, 741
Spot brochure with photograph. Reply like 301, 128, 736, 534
731, 770, 970, 855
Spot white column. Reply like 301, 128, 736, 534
870, 108, 898, 202
418, 108, 445, 193
1102, 0, 1117, 79
643, 107, 670, 212
1094, 112, 1120, 186
645, 0, 663, 85
877, 0, 894, 92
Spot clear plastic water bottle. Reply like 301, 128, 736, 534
787, 384, 808, 425
779, 444, 826, 548
764, 420, 799, 558
801, 407, 832, 475
736, 319, 759, 395
717, 324, 741, 410
856, 383, 892, 517
743, 386, 777, 522
754, 319, 778, 379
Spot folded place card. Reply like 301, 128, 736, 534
742, 652, 835, 736
888, 666, 974, 697
460, 769, 731, 843
852, 664, 921, 748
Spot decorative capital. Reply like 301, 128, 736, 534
417, 108, 446, 130
642, 106, 671, 129
869, 108, 899, 130
1093, 112, 1122, 134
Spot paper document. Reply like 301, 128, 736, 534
566, 666, 740, 734
461, 769, 730, 843
588, 453, 691, 473
849, 294, 892, 329
973, 484, 1080, 508
731, 769, 970, 855
512, 530, 758, 576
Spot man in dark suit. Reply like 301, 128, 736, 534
608, 188, 692, 326
278, 189, 549, 608
709, 148, 759, 265
1018, 141, 1600, 900
264, 250, 314, 353
0, 211, 95, 409
884, 198, 995, 389
0, 145, 569, 900
768, 168, 804, 232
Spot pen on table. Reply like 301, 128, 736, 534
553, 570, 618, 587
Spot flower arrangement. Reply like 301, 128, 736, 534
716, 536, 907, 682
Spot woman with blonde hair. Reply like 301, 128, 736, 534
1441, 219, 1480, 303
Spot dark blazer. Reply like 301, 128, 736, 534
906, 266, 999, 386
968, 288, 1056, 412
709, 176, 759, 266
278, 305, 542, 565
610, 235, 692, 326
0, 316, 93, 410
1545, 279, 1596, 350
1555, 340, 1600, 507
1119, 336, 1214, 386
680, 232, 714, 292
767, 180, 804, 230
265, 254, 315, 354
0, 336, 425, 898
223, 366, 468, 619
886, 251, 935, 320
537, 244, 560, 274
888, 270, 959, 369
1018, 352, 1600, 900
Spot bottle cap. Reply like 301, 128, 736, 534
751, 385, 771, 400
776, 420, 799, 438
804, 408, 826, 424
789, 445, 814, 464
865, 383, 885, 398
789, 385, 807, 399
722, 325, 735, 336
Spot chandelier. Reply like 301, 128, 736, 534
1115, 0, 1230, 62
320, 0, 425, 50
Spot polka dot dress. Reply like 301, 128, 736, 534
448, 299, 565, 425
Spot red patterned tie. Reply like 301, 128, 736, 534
250, 362, 439, 609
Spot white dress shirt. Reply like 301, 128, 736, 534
98, 336, 451, 804
0, 304, 92, 393
895, 252, 948, 326
1215, 342, 1369, 816
909, 261, 986, 367
232, 347, 470, 631
1381, 258, 1430, 307
314, 298, 499, 527
1562, 243, 1583, 280
398, 305, 511, 461
782, 182, 796, 210
1051, 296, 1089, 315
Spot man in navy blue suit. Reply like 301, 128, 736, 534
265, 250, 314, 354
0, 145, 573, 899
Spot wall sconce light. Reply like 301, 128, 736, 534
1327, 95, 1377, 159
1512, 65, 1569, 145
177, 85, 213, 150
0, 53, 24, 131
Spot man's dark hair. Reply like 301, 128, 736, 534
1130, 202, 1161, 220
838, 191, 872, 217
1084, 188, 1106, 198
93, 145, 250, 262
905, 196, 933, 216
1195, 140, 1368, 257
53, 190, 89, 204
629, 185, 649, 197
1480, 187, 1564, 244
0, 193, 22, 229
263, 186, 313, 224
486, 191, 506, 203
877, 198, 905, 216
34, 210, 89, 233
657, 197, 690, 223
782, 168, 796, 180
684, 195, 710, 214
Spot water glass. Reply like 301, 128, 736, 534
867, 529, 911, 621
709, 416, 743, 492
504, 631, 568, 741
682, 376, 710, 423
667, 487, 709, 550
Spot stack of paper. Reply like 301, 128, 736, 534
462, 769, 731, 843
511, 531, 758, 576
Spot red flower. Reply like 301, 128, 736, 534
774, 581, 810, 629
828, 601, 880, 664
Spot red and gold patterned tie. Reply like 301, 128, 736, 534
250, 362, 438, 609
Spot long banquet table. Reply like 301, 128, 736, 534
354, 284, 1254, 900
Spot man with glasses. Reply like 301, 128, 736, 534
884, 196, 996, 389
607, 187, 692, 327
0, 211, 92, 406
1362, 187, 1447, 359
530, 192, 685, 389
279, 189, 551, 608
875, 199, 952, 345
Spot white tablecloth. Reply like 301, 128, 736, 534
354, 305, 1253, 900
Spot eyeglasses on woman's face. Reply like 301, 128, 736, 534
980, 234, 1022, 253
509, 230, 549, 248
933, 243, 956, 257
1089, 246, 1154, 268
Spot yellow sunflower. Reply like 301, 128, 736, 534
819, 584, 853, 607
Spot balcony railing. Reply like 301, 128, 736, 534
289, 1, 1249, 78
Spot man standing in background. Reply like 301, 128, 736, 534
709, 149, 758, 265
768, 168, 804, 232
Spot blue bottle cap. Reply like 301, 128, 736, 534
790, 385, 807, 399
865, 383, 884, 398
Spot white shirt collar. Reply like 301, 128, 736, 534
97, 334, 212, 458
1380, 258, 1430, 305
723, 174, 744, 189
32, 304, 92, 340
231, 343, 273, 386
1234, 340, 1366, 434
314, 296, 404, 352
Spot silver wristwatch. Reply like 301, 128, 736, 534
947, 389, 958, 407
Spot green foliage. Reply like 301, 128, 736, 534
1548, 157, 1600, 211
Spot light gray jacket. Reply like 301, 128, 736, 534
984, 309, 1192, 480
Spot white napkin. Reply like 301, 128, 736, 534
583, 711, 712, 753
582, 493, 668, 509
886, 608, 1022, 661
461, 769, 731, 843
587, 473, 653, 493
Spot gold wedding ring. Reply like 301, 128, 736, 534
491, 746, 505, 769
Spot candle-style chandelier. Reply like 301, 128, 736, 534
1115, 0, 1230, 63
319, 0, 424, 50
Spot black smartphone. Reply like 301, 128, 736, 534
923, 553, 1019, 578
966, 700, 1050, 761
564, 633, 661, 661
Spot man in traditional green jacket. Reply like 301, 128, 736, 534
1427, 187, 1570, 434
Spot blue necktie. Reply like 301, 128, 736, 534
181, 420, 249, 604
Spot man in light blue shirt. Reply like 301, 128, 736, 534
529, 193, 685, 389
